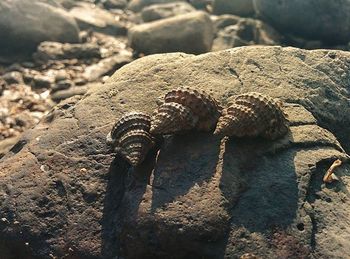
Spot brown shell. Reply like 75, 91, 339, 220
157, 87, 221, 131
214, 92, 288, 139
106, 112, 154, 166
150, 102, 197, 135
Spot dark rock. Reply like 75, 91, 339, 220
83, 55, 133, 82
102, 0, 128, 9
0, 47, 350, 258
213, 0, 255, 17
141, 2, 196, 22
212, 18, 281, 51
128, 11, 214, 54
128, 0, 185, 12
188, 0, 213, 9
254, 0, 350, 44
32, 75, 54, 89
33, 41, 101, 63
0, 0, 80, 61
212, 14, 240, 34
2, 72, 24, 85
51, 80, 73, 92
69, 3, 128, 35
50, 85, 89, 102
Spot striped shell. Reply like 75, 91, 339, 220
214, 92, 288, 140
150, 87, 221, 134
106, 112, 155, 166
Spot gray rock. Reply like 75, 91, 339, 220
213, 0, 255, 17
51, 80, 73, 92
50, 86, 89, 102
0, 0, 80, 61
1, 47, 350, 258
212, 14, 241, 34
102, 0, 128, 9
254, 0, 350, 44
32, 75, 54, 88
128, 0, 185, 12
2, 72, 24, 85
128, 11, 214, 54
212, 18, 281, 51
69, 3, 128, 35
141, 2, 196, 22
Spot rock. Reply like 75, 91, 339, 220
213, 0, 255, 17
50, 85, 89, 102
0, 136, 21, 159
0, 46, 350, 259
2, 72, 24, 85
102, 0, 128, 9
128, 0, 185, 12
212, 18, 281, 51
32, 75, 54, 89
0, 0, 80, 61
128, 11, 214, 54
83, 55, 133, 82
212, 14, 241, 34
69, 3, 128, 35
33, 42, 101, 63
188, 0, 213, 9
51, 80, 73, 93
141, 2, 196, 22
253, 0, 350, 44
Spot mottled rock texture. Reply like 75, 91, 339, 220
254, 0, 350, 44
0, 46, 350, 258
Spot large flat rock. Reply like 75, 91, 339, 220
0, 46, 350, 258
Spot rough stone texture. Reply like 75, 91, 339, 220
213, 0, 255, 17
128, 11, 214, 54
128, 0, 185, 12
212, 17, 281, 51
1, 46, 350, 259
0, 0, 80, 62
141, 2, 196, 22
254, 0, 350, 44
69, 3, 128, 35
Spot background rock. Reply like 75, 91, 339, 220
254, 0, 350, 44
128, 11, 214, 54
141, 2, 196, 22
213, 0, 255, 17
128, 0, 185, 12
0, 0, 80, 61
0, 46, 350, 258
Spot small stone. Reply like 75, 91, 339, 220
2, 71, 24, 85
33, 75, 54, 88
51, 80, 73, 92
141, 2, 196, 22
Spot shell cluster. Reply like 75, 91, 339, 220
107, 89, 289, 166
150, 87, 222, 134
214, 92, 288, 140
106, 112, 155, 166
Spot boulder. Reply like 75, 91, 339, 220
212, 17, 282, 51
254, 0, 350, 44
141, 2, 196, 22
69, 3, 128, 35
213, 0, 255, 17
1, 46, 350, 259
0, 0, 80, 61
128, 0, 185, 12
128, 11, 214, 54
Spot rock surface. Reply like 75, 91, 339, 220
254, 0, 350, 44
128, 11, 214, 54
128, 0, 185, 12
213, 0, 255, 17
1, 46, 350, 259
141, 2, 196, 22
0, 0, 80, 61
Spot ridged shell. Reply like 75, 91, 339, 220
106, 112, 154, 166
152, 87, 221, 133
214, 92, 288, 139
150, 102, 197, 135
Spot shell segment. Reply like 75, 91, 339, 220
106, 112, 154, 166
151, 87, 221, 134
214, 92, 288, 139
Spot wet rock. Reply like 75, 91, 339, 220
1, 47, 350, 258
2, 72, 24, 85
83, 55, 133, 82
69, 3, 128, 35
254, 0, 350, 44
33, 41, 101, 63
213, 0, 255, 17
102, 0, 128, 9
0, 0, 80, 61
128, 11, 214, 54
141, 2, 196, 22
128, 0, 186, 12
50, 85, 89, 102
212, 18, 281, 51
